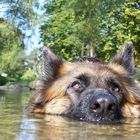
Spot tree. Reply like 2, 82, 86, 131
0, 18, 25, 83
21, 47, 41, 82
41, 0, 125, 60
97, 0, 140, 65
0, 0, 45, 84
41, 0, 82, 60
4, 0, 42, 29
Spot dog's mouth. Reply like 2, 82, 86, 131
84, 114, 121, 124
70, 110, 121, 124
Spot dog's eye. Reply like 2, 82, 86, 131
72, 81, 81, 89
112, 86, 120, 93
71, 80, 85, 92
111, 83, 121, 94
73, 83, 81, 89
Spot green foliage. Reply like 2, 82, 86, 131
0, 75, 7, 86
0, 0, 45, 84
5, 0, 42, 29
70, 0, 124, 56
21, 69, 36, 82
98, 0, 140, 63
0, 0, 139, 85
0, 19, 25, 82
21, 48, 40, 83
41, 0, 126, 60
136, 68, 140, 81
41, 0, 82, 60
41, 0, 140, 64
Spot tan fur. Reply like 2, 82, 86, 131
45, 97, 71, 114
108, 63, 130, 76
122, 86, 140, 117
58, 62, 74, 76
28, 56, 140, 119
108, 63, 140, 117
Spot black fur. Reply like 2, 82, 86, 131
110, 41, 135, 74
39, 46, 62, 82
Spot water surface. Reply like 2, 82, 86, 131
0, 90, 140, 140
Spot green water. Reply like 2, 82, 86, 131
0, 90, 140, 140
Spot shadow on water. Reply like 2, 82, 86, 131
0, 90, 140, 140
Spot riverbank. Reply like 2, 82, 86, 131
0, 80, 44, 91
0, 83, 29, 91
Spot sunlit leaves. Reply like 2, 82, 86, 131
41, 0, 139, 66
5, 0, 41, 28
98, 0, 140, 65
0, 19, 25, 80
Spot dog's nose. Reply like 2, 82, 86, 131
89, 93, 117, 117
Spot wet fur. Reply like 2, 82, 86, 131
27, 42, 140, 119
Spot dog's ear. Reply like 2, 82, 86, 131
39, 46, 63, 82
27, 47, 64, 113
110, 41, 135, 74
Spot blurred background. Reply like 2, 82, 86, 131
0, 0, 140, 86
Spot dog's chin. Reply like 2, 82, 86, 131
70, 113, 121, 124
84, 115, 122, 124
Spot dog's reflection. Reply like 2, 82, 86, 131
22, 114, 140, 140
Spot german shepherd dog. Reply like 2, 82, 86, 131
27, 41, 140, 123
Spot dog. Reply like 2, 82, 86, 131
27, 41, 140, 123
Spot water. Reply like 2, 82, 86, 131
0, 90, 140, 140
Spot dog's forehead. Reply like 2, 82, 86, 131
65, 62, 116, 78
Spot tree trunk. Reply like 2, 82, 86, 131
89, 42, 95, 57
85, 42, 96, 56
81, 43, 84, 56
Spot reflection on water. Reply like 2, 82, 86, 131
0, 90, 140, 140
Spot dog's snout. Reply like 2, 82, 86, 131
71, 89, 121, 123
89, 93, 117, 117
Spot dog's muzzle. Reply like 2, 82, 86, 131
71, 89, 121, 123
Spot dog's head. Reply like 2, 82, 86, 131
27, 41, 140, 123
